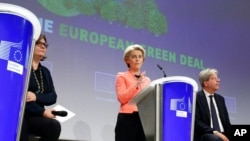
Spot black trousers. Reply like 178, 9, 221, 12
19, 116, 61, 141
115, 112, 146, 141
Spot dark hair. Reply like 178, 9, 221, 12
35, 34, 48, 61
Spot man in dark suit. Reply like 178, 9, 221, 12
194, 68, 231, 141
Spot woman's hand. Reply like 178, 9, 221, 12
43, 109, 56, 118
136, 71, 146, 87
26, 91, 37, 102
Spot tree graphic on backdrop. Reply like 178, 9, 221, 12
38, 0, 168, 36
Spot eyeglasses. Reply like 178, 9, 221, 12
36, 41, 49, 48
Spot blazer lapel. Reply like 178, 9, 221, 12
200, 91, 211, 118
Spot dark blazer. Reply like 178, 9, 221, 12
194, 90, 231, 141
24, 64, 57, 118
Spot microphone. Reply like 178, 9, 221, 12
157, 64, 167, 78
52, 110, 68, 117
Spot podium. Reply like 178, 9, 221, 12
0, 3, 41, 141
130, 76, 198, 141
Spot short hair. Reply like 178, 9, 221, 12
123, 44, 146, 68
199, 68, 218, 87
35, 33, 48, 61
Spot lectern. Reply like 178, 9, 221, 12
0, 3, 41, 141
130, 76, 198, 141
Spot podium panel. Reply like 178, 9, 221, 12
130, 76, 198, 141
162, 82, 194, 141
0, 3, 41, 141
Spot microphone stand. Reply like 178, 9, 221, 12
157, 64, 167, 78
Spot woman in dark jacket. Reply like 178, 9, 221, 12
20, 34, 61, 141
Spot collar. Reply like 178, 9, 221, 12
203, 89, 214, 98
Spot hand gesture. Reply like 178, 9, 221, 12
136, 71, 146, 86
26, 91, 37, 102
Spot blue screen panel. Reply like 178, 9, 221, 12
162, 82, 194, 141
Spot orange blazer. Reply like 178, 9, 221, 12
115, 70, 151, 113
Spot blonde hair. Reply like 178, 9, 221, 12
123, 44, 146, 68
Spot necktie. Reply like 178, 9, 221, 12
209, 95, 220, 131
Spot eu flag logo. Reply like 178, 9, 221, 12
9, 47, 24, 64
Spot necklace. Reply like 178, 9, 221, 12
33, 66, 44, 93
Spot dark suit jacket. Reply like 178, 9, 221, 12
194, 90, 231, 141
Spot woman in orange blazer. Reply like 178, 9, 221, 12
115, 44, 151, 141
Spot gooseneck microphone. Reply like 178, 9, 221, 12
157, 64, 167, 78
52, 110, 68, 117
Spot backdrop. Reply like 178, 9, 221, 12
2, 0, 250, 141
